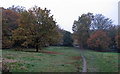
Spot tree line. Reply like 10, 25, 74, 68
2, 5, 73, 52
72, 13, 120, 52
2, 5, 120, 52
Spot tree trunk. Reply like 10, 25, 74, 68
36, 38, 39, 52
36, 45, 39, 52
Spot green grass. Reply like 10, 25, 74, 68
83, 50, 119, 72
2, 47, 83, 72
2, 47, 119, 72
0, 49, 1, 73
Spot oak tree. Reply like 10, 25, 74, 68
12, 6, 61, 52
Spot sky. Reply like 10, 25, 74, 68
0, 0, 119, 32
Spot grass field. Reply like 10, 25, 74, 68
2, 47, 83, 72
83, 50, 119, 72
2, 46, 119, 72
0, 50, 1, 62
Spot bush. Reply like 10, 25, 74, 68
87, 30, 111, 51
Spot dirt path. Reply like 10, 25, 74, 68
80, 50, 87, 72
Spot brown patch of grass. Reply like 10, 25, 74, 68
70, 56, 81, 60
40, 51, 62, 54
64, 61, 76, 64
3, 58, 18, 63
25, 50, 62, 54
3, 58, 29, 64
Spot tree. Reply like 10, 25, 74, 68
55, 28, 65, 46
116, 25, 120, 50
91, 14, 113, 30
72, 13, 94, 48
116, 35, 120, 50
2, 8, 20, 48
8, 5, 26, 14
63, 31, 73, 46
2, 8, 20, 31
106, 25, 117, 49
89, 14, 116, 50
12, 6, 61, 52
87, 30, 111, 51
90, 14, 117, 49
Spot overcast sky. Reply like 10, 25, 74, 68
0, 0, 119, 32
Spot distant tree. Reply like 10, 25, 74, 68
106, 25, 117, 49
72, 13, 94, 48
116, 25, 120, 50
116, 35, 120, 50
12, 6, 61, 52
91, 14, 113, 30
87, 30, 111, 51
56, 28, 65, 46
89, 14, 116, 50
63, 31, 73, 46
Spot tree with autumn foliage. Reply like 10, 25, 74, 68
2, 8, 20, 48
116, 26, 120, 50
12, 6, 61, 52
116, 35, 120, 50
87, 30, 111, 51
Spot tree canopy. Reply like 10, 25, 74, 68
72, 13, 93, 48
2, 8, 20, 48
91, 14, 113, 30
87, 30, 111, 51
12, 6, 61, 52
63, 31, 73, 46
72, 13, 118, 51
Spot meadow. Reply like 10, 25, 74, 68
83, 50, 119, 72
2, 47, 83, 72
2, 47, 119, 72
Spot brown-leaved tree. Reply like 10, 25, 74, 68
12, 6, 61, 52
87, 30, 111, 51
